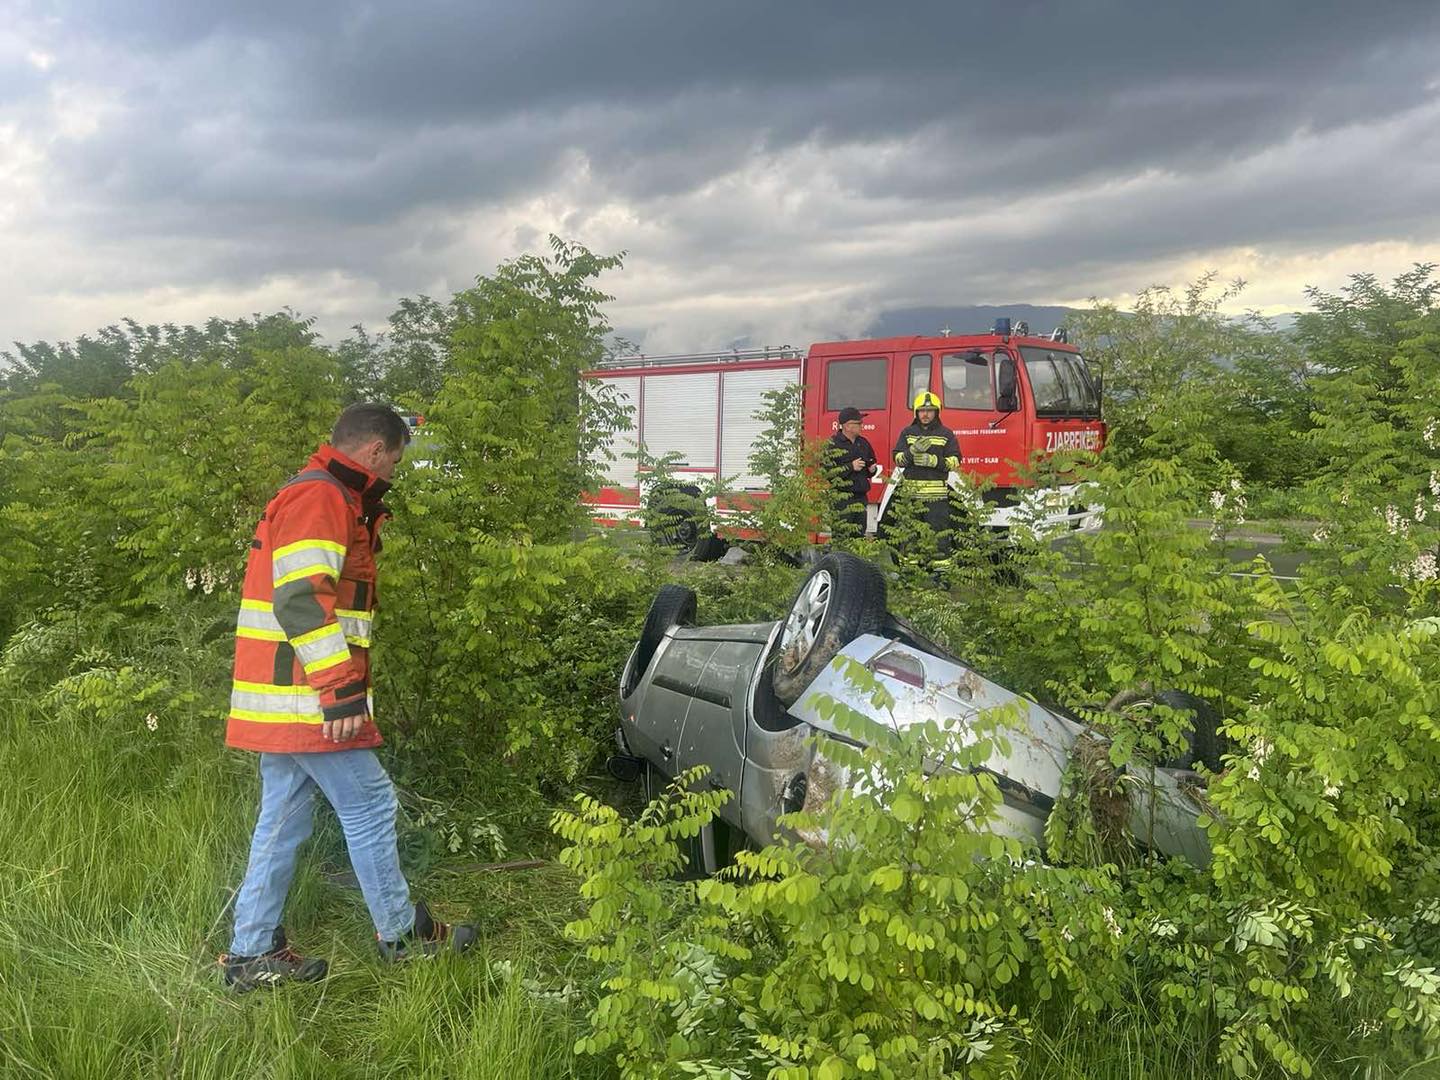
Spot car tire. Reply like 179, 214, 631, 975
1108, 687, 1226, 773
622, 584, 697, 698
770, 552, 887, 706
687, 534, 729, 562
1155, 689, 1225, 773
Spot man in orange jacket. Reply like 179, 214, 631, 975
221, 403, 475, 992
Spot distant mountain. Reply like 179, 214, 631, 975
862, 304, 1082, 339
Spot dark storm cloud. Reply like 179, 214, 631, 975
2, 0, 1439, 342
28, 1, 1440, 215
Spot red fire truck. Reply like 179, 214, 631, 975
583, 321, 1105, 548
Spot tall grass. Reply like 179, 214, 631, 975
0, 694, 599, 1079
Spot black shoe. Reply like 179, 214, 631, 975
377, 899, 478, 962
221, 927, 328, 993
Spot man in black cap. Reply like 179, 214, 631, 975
826, 407, 878, 536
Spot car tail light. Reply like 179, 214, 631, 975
871, 652, 925, 688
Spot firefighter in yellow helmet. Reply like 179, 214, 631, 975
888, 390, 962, 564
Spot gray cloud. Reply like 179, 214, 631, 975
2, 0, 1438, 347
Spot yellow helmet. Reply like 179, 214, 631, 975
912, 390, 942, 410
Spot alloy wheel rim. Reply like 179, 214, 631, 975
779, 569, 833, 669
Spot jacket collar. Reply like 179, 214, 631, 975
308, 444, 392, 504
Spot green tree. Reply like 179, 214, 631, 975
1070, 273, 1316, 487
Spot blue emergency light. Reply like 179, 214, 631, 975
993, 317, 1011, 340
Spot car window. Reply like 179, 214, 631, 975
825, 357, 887, 410
941, 351, 994, 410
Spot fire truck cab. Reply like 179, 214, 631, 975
584, 320, 1105, 539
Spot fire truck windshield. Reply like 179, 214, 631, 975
1019, 347, 1100, 420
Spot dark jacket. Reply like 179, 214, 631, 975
893, 420, 961, 501
827, 432, 877, 499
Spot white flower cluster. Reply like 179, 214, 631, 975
184, 567, 220, 594
1102, 906, 1123, 939
145, 713, 159, 732
1425, 418, 1439, 448
1383, 505, 1410, 537
1323, 780, 1341, 799
1209, 478, 1247, 531
1398, 551, 1438, 584
1245, 736, 1273, 782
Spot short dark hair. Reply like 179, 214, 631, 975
838, 407, 863, 424
331, 403, 411, 452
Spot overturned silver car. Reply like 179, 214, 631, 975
611, 553, 1214, 873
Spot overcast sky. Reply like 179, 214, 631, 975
3, 0, 1438, 352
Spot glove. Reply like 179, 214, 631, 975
913, 452, 938, 468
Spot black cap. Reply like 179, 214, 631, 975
837, 407, 862, 424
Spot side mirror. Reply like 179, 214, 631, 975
996, 355, 1018, 413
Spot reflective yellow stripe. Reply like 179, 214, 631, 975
236, 626, 287, 642
304, 650, 350, 675
274, 564, 341, 587
230, 679, 324, 723
241, 599, 274, 612
272, 539, 346, 560
234, 679, 319, 696
273, 539, 346, 586
289, 622, 350, 674
291, 624, 339, 648
335, 608, 374, 648
230, 708, 325, 725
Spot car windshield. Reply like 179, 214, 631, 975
1019, 347, 1100, 419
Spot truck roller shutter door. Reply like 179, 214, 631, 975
720, 367, 800, 490
589, 375, 640, 488
641, 372, 719, 472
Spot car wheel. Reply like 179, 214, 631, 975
1108, 687, 1226, 773
687, 534, 729, 562
622, 584, 697, 698
770, 551, 886, 706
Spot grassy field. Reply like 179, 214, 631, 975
0, 692, 605, 1080
2, 691, 1432, 1080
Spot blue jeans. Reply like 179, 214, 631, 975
229, 748, 414, 957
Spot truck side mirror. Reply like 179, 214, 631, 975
996, 355, 1018, 413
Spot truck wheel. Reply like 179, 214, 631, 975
687, 534, 729, 562
1108, 687, 1226, 773
647, 483, 703, 549
622, 584, 696, 698
770, 552, 886, 706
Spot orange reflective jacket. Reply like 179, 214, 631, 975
224, 445, 389, 754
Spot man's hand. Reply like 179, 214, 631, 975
851, 457, 866, 471
324, 711, 369, 743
